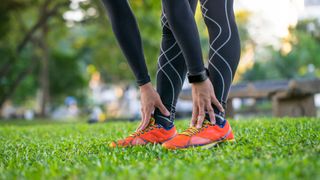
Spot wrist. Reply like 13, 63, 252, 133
137, 76, 151, 86
139, 82, 153, 92
187, 68, 209, 83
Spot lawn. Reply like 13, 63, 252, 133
0, 118, 319, 180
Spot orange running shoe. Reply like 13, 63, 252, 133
162, 120, 235, 150
109, 118, 177, 148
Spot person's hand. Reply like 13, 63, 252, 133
137, 82, 170, 131
190, 79, 224, 128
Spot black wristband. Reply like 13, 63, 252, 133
187, 68, 209, 83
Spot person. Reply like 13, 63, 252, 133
102, 0, 240, 149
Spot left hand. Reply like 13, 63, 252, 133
136, 82, 170, 131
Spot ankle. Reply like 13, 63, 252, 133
205, 112, 226, 127
153, 111, 174, 130
156, 122, 174, 130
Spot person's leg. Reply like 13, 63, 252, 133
200, 0, 241, 125
101, 0, 150, 85
154, 0, 198, 129
161, 0, 205, 75
162, 0, 240, 150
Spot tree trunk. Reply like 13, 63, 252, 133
0, 64, 35, 109
38, 6, 50, 118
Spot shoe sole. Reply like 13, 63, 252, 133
163, 138, 236, 150
198, 138, 236, 149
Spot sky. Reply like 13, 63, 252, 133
234, 0, 305, 47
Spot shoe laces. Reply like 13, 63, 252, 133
180, 121, 211, 136
130, 118, 158, 137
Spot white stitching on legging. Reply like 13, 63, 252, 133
210, 0, 232, 58
156, 41, 183, 85
209, 61, 225, 101
200, 0, 222, 45
157, 47, 183, 85
157, 74, 174, 123
161, 13, 170, 29
158, 14, 184, 85
201, 0, 225, 102
156, 11, 185, 122
157, 58, 174, 123
211, 0, 232, 78
202, 0, 232, 102
207, 0, 232, 63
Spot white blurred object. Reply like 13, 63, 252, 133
24, 110, 34, 121
1, 101, 16, 119
51, 105, 79, 120
315, 93, 320, 107
243, 98, 256, 106
176, 99, 193, 112
232, 98, 242, 110
89, 106, 103, 122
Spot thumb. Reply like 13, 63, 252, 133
156, 101, 170, 116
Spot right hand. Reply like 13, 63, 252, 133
137, 82, 170, 131
190, 79, 224, 128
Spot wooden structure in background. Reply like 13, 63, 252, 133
180, 79, 320, 118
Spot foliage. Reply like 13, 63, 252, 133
235, 10, 252, 53
0, 0, 165, 108
0, 118, 319, 179
0, 0, 252, 109
0, 0, 88, 107
242, 19, 320, 81
77, 0, 163, 83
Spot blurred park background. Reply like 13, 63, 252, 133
1, 0, 320, 122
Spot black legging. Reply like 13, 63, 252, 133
101, 0, 150, 86
101, 0, 205, 85
154, 0, 241, 129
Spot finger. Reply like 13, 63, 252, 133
145, 107, 152, 121
196, 105, 205, 128
142, 114, 151, 130
157, 101, 170, 116
190, 106, 198, 127
137, 110, 145, 131
211, 96, 224, 112
139, 115, 149, 131
207, 104, 216, 125
140, 108, 152, 131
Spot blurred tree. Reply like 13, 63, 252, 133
242, 19, 320, 82
0, 0, 86, 116
0, 0, 252, 117
76, 0, 162, 83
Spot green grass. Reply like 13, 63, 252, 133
0, 118, 319, 180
